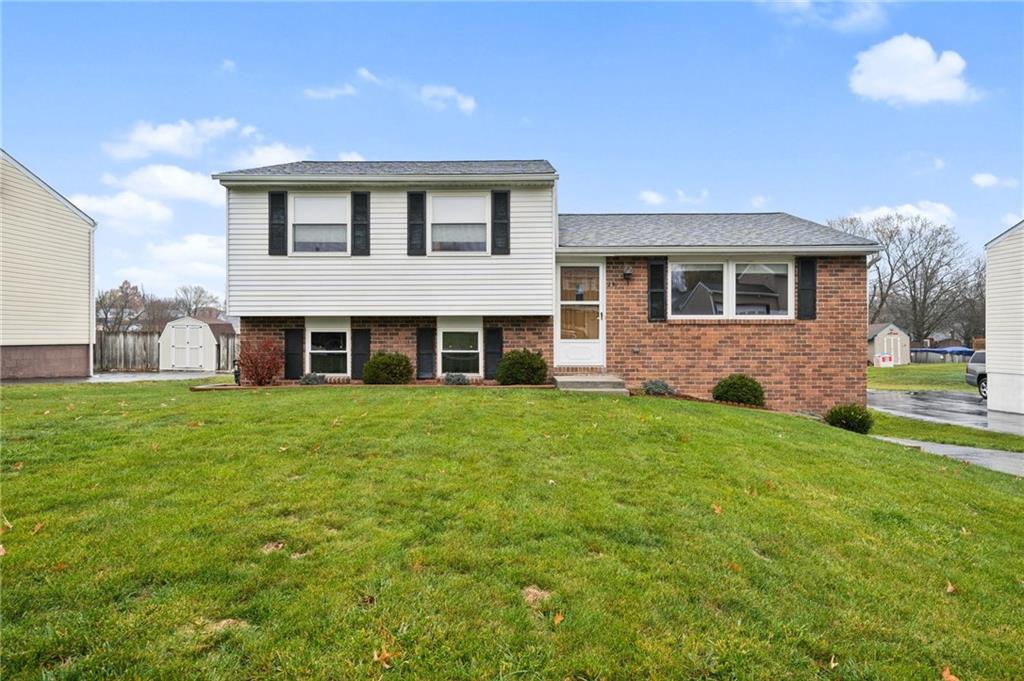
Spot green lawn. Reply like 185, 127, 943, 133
870, 410, 1024, 453
2, 382, 1022, 679
867, 362, 974, 393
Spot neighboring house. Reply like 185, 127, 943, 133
985, 220, 1024, 415
212, 160, 879, 412
158, 316, 236, 371
867, 322, 910, 366
1, 149, 96, 379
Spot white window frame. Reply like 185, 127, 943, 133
426, 191, 490, 256
304, 317, 351, 376
437, 317, 483, 377
668, 257, 794, 320
289, 192, 351, 257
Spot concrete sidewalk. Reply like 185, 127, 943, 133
874, 436, 1024, 477
5, 371, 219, 385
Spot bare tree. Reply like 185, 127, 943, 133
139, 294, 180, 331
948, 255, 985, 345
96, 281, 145, 332
173, 285, 221, 318
828, 214, 915, 323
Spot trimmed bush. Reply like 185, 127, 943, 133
825, 403, 874, 434
238, 337, 283, 386
444, 372, 469, 386
712, 373, 765, 407
362, 352, 413, 385
642, 379, 674, 396
495, 349, 548, 385
299, 373, 326, 385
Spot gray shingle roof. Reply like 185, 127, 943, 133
558, 213, 878, 249
215, 160, 556, 177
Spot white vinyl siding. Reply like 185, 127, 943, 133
985, 223, 1024, 413
226, 186, 555, 316
1, 153, 94, 346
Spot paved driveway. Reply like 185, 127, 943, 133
868, 389, 1024, 436
5, 371, 219, 385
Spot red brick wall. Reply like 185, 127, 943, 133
599, 256, 867, 412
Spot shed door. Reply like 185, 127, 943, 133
171, 324, 205, 370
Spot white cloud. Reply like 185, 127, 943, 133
676, 188, 709, 205
357, 67, 383, 85
219, 59, 236, 73
853, 200, 956, 225
240, 125, 258, 138
103, 117, 239, 160
766, 1, 886, 33
232, 143, 313, 168
303, 84, 357, 100
116, 233, 226, 298
1003, 213, 1023, 228
751, 195, 769, 209
102, 165, 223, 206
933, 157, 946, 171
419, 85, 476, 114
850, 34, 979, 106
338, 151, 365, 162
69, 191, 172, 233
639, 190, 666, 206
972, 172, 1018, 189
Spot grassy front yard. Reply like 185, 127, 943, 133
870, 410, 1024, 453
867, 362, 973, 393
2, 382, 1022, 679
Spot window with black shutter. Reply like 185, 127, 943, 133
407, 192, 426, 256
268, 192, 288, 256
491, 191, 510, 255
647, 258, 667, 321
352, 192, 370, 256
797, 257, 817, 320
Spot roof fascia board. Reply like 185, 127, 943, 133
556, 244, 880, 255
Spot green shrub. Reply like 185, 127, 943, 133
299, 372, 326, 385
825, 403, 874, 434
362, 352, 413, 384
495, 350, 548, 385
712, 373, 765, 407
642, 379, 674, 396
444, 372, 469, 385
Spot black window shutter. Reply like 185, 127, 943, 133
797, 257, 817, 320
416, 327, 436, 378
647, 258, 668, 321
491, 191, 510, 255
351, 329, 371, 379
268, 192, 288, 256
407, 192, 426, 256
284, 329, 303, 379
352, 192, 370, 256
484, 327, 503, 379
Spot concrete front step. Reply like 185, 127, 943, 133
554, 374, 629, 394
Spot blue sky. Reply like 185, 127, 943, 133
4, 1, 1021, 299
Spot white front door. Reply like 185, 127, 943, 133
555, 263, 605, 366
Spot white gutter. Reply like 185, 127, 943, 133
557, 244, 881, 255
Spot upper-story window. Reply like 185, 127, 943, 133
292, 193, 348, 253
429, 194, 488, 253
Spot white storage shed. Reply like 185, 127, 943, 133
159, 317, 221, 371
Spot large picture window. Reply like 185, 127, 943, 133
734, 263, 789, 316
670, 264, 724, 316
441, 331, 480, 373
292, 194, 348, 253
309, 331, 347, 373
430, 195, 487, 253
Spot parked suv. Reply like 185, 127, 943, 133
966, 351, 987, 399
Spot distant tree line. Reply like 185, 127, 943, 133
96, 282, 223, 333
828, 214, 985, 345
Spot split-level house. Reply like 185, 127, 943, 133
213, 160, 878, 412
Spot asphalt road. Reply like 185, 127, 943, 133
868, 389, 1024, 436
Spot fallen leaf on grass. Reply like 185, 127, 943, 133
331, 417, 341, 428
960, 527, 970, 535
308, 443, 321, 454
946, 580, 958, 595
359, 594, 376, 607
278, 446, 289, 453
0, 545, 5, 557
187, 421, 204, 428
711, 504, 722, 515
43, 410, 51, 415
942, 667, 960, 681
261, 541, 285, 554
205, 618, 248, 633
150, 443, 160, 452
11, 462, 22, 471
66, 403, 75, 412
290, 551, 309, 560
30, 522, 44, 535
52, 561, 70, 572
726, 562, 742, 573
373, 643, 400, 669
829, 654, 838, 669
553, 612, 564, 626
521, 585, 551, 606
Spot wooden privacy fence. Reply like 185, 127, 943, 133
94, 331, 238, 372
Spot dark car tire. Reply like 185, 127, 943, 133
978, 376, 987, 400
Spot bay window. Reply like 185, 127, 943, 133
292, 194, 348, 253
429, 194, 488, 253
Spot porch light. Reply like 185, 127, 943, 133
622, 265, 633, 281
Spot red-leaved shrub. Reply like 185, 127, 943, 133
238, 337, 283, 386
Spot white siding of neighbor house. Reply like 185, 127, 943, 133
985, 222, 1024, 414
225, 185, 556, 316
1, 153, 94, 346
